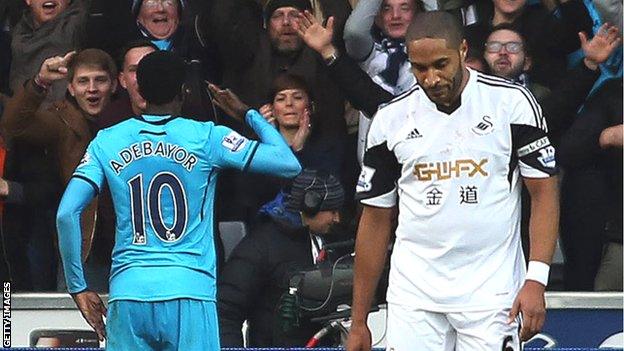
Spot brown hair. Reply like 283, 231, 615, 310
68, 48, 118, 82
269, 73, 314, 102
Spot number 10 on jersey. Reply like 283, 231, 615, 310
128, 172, 189, 245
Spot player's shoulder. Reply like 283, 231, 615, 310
376, 84, 420, 115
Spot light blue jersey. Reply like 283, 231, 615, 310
73, 114, 258, 302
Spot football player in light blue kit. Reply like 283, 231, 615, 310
56, 51, 302, 350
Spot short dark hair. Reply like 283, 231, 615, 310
137, 51, 186, 105
269, 73, 314, 102
68, 49, 117, 82
406, 11, 464, 49
117, 40, 159, 70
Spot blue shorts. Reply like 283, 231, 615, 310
106, 298, 219, 351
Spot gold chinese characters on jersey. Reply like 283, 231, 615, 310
413, 159, 489, 181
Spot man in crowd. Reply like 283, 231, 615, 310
56, 50, 301, 349
482, 22, 620, 137
219, 169, 344, 347
1, 49, 117, 290
10, 0, 87, 101
86, 0, 219, 122
97, 40, 159, 129
344, 0, 419, 164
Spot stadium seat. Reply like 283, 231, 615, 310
219, 221, 247, 262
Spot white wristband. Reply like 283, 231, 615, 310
526, 261, 550, 286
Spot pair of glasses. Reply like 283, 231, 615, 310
143, 0, 177, 8
484, 41, 523, 54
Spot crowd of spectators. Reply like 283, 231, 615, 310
0, 0, 621, 346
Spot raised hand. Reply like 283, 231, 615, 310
207, 83, 250, 121
259, 103, 276, 126
293, 10, 336, 58
36, 51, 77, 87
508, 280, 546, 341
71, 290, 107, 341
580, 23, 621, 69
290, 107, 311, 152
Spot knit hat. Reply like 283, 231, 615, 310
287, 169, 344, 213
132, 0, 186, 17
137, 50, 186, 104
264, 0, 312, 19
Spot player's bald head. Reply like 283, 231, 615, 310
406, 11, 464, 49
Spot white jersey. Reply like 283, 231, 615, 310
356, 69, 557, 312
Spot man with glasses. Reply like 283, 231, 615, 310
482, 22, 620, 136
134, 0, 183, 51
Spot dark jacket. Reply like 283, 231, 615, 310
218, 217, 324, 347
558, 79, 622, 290
1, 80, 99, 261
535, 62, 600, 141
208, 0, 351, 139
10, 0, 87, 101
559, 79, 622, 243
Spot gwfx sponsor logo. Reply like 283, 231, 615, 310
413, 159, 489, 181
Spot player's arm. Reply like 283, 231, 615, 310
57, 177, 108, 341
208, 83, 302, 177
508, 89, 560, 341
348, 205, 395, 351
349, 113, 399, 350
510, 176, 559, 341
57, 178, 94, 294
243, 109, 301, 176
525, 177, 560, 267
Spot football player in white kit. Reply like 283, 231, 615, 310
347, 11, 559, 351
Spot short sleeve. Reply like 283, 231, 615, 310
509, 88, 558, 178
355, 116, 400, 207
72, 139, 105, 193
208, 125, 259, 171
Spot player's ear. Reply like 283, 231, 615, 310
110, 77, 118, 94
308, 100, 316, 115
68, 82, 76, 97
459, 40, 468, 62
179, 83, 189, 102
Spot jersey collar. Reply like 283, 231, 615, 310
135, 114, 179, 125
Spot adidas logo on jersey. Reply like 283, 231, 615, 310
406, 128, 422, 139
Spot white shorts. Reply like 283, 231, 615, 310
386, 303, 521, 351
